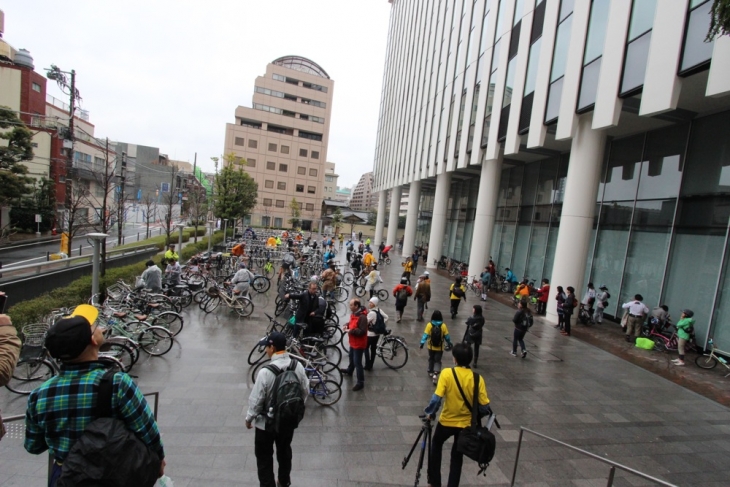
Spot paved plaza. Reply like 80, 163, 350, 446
2, 249, 730, 486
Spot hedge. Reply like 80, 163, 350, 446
113, 227, 207, 252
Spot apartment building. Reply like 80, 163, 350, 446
373, 0, 730, 348
222, 56, 335, 230
350, 172, 376, 211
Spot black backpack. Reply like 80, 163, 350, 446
264, 361, 306, 434
371, 309, 387, 334
430, 324, 443, 348
522, 313, 534, 330
452, 285, 465, 299
396, 287, 408, 301
57, 369, 161, 487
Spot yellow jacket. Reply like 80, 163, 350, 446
363, 253, 376, 267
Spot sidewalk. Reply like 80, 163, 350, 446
1, 247, 729, 486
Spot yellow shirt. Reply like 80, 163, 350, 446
266, 237, 277, 247
363, 253, 375, 267
404, 261, 413, 273
435, 367, 490, 428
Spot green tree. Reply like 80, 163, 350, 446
708, 0, 730, 40
214, 154, 258, 230
0, 106, 34, 230
288, 198, 301, 229
367, 208, 377, 226
331, 207, 343, 235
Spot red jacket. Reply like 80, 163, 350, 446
537, 285, 550, 303
347, 308, 369, 349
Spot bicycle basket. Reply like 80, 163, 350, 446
207, 286, 220, 297
22, 323, 51, 347
106, 283, 125, 301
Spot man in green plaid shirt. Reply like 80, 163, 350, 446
24, 305, 165, 486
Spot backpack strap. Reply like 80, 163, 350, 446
97, 368, 117, 418
471, 371, 481, 427
451, 368, 472, 413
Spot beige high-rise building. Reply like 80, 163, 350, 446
350, 172, 376, 211
223, 56, 334, 230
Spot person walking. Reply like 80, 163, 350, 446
341, 299, 369, 391
593, 285, 610, 324
423, 343, 491, 487
449, 277, 467, 319
582, 282, 597, 317
229, 262, 254, 297
554, 286, 567, 330
621, 294, 649, 344
358, 231, 363, 242
392, 277, 413, 323
25, 305, 165, 486
487, 259, 496, 289
561, 286, 576, 336
365, 297, 389, 370
402, 257, 414, 285
505, 268, 517, 292
246, 332, 309, 487
511, 300, 531, 358
411, 250, 419, 273
536, 279, 550, 315
414, 273, 431, 322
464, 304, 484, 368
672, 309, 695, 366
164, 244, 178, 264
420, 310, 453, 382
479, 267, 490, 301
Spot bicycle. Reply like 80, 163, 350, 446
200, 282, 254, 317
354, 285, 389, 302
375, 329, 409, 369
695, 338, 730, 376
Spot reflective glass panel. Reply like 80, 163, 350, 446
545, 77, 564, 123
498, 221, 517, 268
681, 1, 714, 72
578, 57, 601, 110
621, 32, 652, 94
710, 242, 730, 350
526, 225, 549, 281
524, 38, 542, 96
491, 221, 504, 261
551, 15, 573, 82
590, 201, 632, 316
602, 134, 643, 202
512, 224, 532, 279
495, 0, 509, 39
543, 220, 560, 281
681, 111, 730, 196
584, 0, 611, 63
503, 57, 517, 108
637, 123, 688, 200
506, 165, 524, 206
628, 0, 657, 40
514, 0, 526, 25
536, 158, 558, 205
521, 161, 541, 207
560, 0, 575, 21
479, 9, 492, 55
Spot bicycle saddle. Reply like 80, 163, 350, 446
385, 329, 392, 335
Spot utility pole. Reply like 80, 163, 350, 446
118, 151, 126, 245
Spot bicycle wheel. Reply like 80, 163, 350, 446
177, 288, 193, 308
311, 379, 342, 406
695, 354, 718, 369
187, 272, 207, 287
264, 263, 275, 279
204, 295, 221, 313
333, 286, 349, 303
274, 299, 288, 317
321, 345, 342, 367
341, 332, 350, 353
320, 361, 343, 386
377, 289, 389, 301
193, 289, 207, 304
354, 286, 366, 297
652, 337, 667, 352
247, 341, 267, 366
233, 296, 254, 317
151, 311, 184, 337
342, 272, 354, 286
380, 338, 409, 369
138, 326, 174, 356
99, 342, 136, 372
322, 324, 343, 347
384, 257, 391, 265
252, 276, 271, 293
6, 358, 56, 395
251, 358, 269, 384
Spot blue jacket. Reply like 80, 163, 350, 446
506, 270, 517, 283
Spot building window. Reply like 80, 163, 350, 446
32, 82, 41, 92
248, 159, 256, 168
299, 131, 323, 141
234, 137, 244, 146
267, 161, 276, 170
299, 149, 308, 157
249, 139, 258, 148
265, 180, 274, 189
273, 74, 286, 82
274, 217, 283, 227
306, 203, 314, 211
620, 0, 658, 95
296, 184, 304, 192
325, 175, 334, 182
309, 169, 318, 177
279, 163, 288, 172
311, 151, 320, 159
298, 166, 306, 175
255, 86, 285, 98
307, 186, 316, 194
263, 198, 272, 206
269, 143, 277, 152
276, 200, 285, 208
680, 0, 714, 74
281, 145, 289, 154
277, 181, 286, 190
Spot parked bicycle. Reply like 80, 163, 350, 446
695, 338, 730, 376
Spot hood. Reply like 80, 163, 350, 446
431, 320, 443, 326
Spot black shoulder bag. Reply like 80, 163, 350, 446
451, 368, 497, 476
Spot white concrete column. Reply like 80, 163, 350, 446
402, 180, 421, 257
373, 190, 387, 244
547, 113, 606, 322
467, 155, 503, 277
426, 172, 452, 269
386, 186, 402, 247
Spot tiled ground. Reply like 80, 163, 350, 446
2, 246, 730, 486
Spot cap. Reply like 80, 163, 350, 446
44, 304, 100, 360
400, 277, 409, 284
258, 331, 287, 351
424, 271, 430, 276
369, 297, 379, 306
600, 284, 607, 289
681, 309, 694, 318
239, 262, 247, 269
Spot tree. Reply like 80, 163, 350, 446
188, 186, 207, 243
214, 154, 258, 230
331, 207, 343, 235
161, 162, 181, 246
707, 0, 730, 40
367, 208, 378, 226
84, 139, 117, 275
64, 178, 91, 254
141, 193, 157, 239
398, 215, 407, 229
288, 198, 301, 229
0, 106, 34, 230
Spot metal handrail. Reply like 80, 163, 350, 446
511, 427, 677, 487
0, 244, 158, 275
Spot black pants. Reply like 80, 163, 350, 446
365, 335, 379, 369
471, 339, 481, 364
428, 423, 465, 487
255, 426, 295, 487
557, 311, 565, 329
450, 299, 461, 317
512, 328, 526, 353
537, 301, 546, 315
564, 312, 572, 335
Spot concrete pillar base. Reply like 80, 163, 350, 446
426, 172, 452, 269
402, 180, 421, 257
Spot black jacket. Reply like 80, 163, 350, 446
466, 315, 485, 342
289, 291, 321, 324
513, 310, 531, 332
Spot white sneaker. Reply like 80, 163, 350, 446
673, 360, 685, 366
510, 351, 516, 357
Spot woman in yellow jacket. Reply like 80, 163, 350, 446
419, 310, 453, 381
449, 277, 467, 319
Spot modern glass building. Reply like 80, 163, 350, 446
372, 0, 730, 348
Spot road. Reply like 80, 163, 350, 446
0, 223, 166, 267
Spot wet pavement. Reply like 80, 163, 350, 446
2, 247, 730, 486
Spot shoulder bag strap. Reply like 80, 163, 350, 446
451, 368, 472, 413
97, 368, 116, 418
471, 371, 481, 427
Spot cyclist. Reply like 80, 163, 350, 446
392, 277, 413, 323
164, 244, 178, 264
320, 261, 337, 300
382, 244, 392, 261
378, 241, 386, 260
365, 263, 383, 299
278, 251, 296, 283
363, 250, 376, 270
165, 257, 181, 286
505, 268, 517, 292
479, 266, 490, 301
449, 277, 467, 319
231, 242, 245, 257
402, 257, 414, 285
229, 262, 253, 297
536, 279, 550, 315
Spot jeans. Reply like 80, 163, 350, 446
428, 349, 443, 374
564, 312, 572, 335
417, 298, 426, 320
255, 426, 295, 487
512, 329, 526, 353
346, 348, 365, 385
428, 423, 465, 487
365, 335, 379, 369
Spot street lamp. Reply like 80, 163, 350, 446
86, 233, 107, 302
208, 220, 216, 252
175, 223, 185, 252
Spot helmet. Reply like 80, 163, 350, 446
599, 284, 607, 290
681, 309, 694, 318
239, 262, 247, 269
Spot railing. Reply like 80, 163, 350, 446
46, 94, 90, 121
511, 427, 677, 487
0, 244, 158, 282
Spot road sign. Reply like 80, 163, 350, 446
35, 214, 42, 223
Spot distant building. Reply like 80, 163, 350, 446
222, 55, 335, 230
350, 172, 376, 211
323, 162, 339, 200
333, 186, 351, 204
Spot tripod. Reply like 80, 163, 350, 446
402, 415, 433, 487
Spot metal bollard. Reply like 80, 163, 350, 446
137, 232, 140, 242
46, 252, 50, 261
79, 244, 82, 256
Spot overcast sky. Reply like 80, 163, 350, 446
2, 1, 392, 188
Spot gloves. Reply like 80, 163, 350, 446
419, 343, 424, 349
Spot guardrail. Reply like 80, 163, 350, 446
511, 427, 677, 487
0, 244, 158, 282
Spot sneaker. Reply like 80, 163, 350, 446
510, 351, 516, 356
673, 361, 685, 366
427, 370, 434, 376
521, 350, 527, 359
352, 383, 364, 391
339, 368, 352, 376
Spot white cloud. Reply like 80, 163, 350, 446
2, 0, 391, 187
